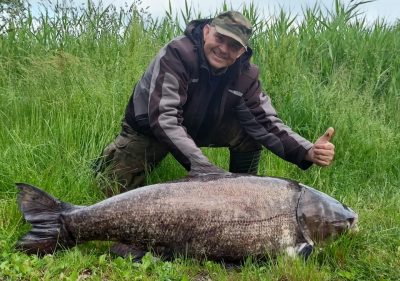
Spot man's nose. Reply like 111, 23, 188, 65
219, 41, 230, 53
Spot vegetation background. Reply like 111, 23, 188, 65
0, 0, 399, 279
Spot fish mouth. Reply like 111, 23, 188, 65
347, 209, 359, 233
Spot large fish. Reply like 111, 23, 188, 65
16, 175, 358, 261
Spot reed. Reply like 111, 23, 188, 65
0, 0, 399, 279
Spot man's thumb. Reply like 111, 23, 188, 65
318, 127, 335, 143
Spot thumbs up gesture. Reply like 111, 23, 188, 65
305, 127, 335, 167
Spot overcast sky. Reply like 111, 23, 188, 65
29, 0, 399, 24
98, 0, 399, 24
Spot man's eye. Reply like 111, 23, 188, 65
215, 34, 224, 42
230, 43, 242, 51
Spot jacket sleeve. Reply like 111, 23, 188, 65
147, 41, 223, 174
234, 74, 313, 170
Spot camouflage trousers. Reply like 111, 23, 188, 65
95, 121, 261, 196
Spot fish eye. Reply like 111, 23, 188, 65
341, 203, 350, 211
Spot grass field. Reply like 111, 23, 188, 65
1, 0, 399, 280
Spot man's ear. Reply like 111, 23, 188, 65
203, 24, 211, 37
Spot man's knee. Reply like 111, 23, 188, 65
215, 128, 262, 175
229, 149, 262, 175
94, 125, 167, 195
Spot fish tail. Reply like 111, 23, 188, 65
16, 183, 76, 255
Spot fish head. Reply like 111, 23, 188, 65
297, 184, 358, 244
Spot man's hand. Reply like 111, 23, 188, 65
305, 127, 335, 167
188, 162, 230, 177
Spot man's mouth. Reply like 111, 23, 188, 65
213, 49, 227, 61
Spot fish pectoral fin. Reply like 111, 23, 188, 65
110, 242, 146, 261
297, 242, 313, 259
285, 243, 314, 260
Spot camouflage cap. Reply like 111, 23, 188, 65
210, 11, 252, 49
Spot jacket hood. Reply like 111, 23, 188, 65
184, 18, 253, 70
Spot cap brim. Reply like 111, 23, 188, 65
214, 26, 247, 50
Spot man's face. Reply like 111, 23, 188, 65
203, 24, 246, 71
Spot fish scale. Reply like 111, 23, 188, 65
64, 178, 300, 259
16, 175, 358, 261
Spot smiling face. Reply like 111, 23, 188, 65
202, 24, 246, 71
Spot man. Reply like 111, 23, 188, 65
96, 11, 335, 195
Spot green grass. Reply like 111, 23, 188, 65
1, 0, 399, 280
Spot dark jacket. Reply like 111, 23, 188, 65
124, 19, 313, 172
